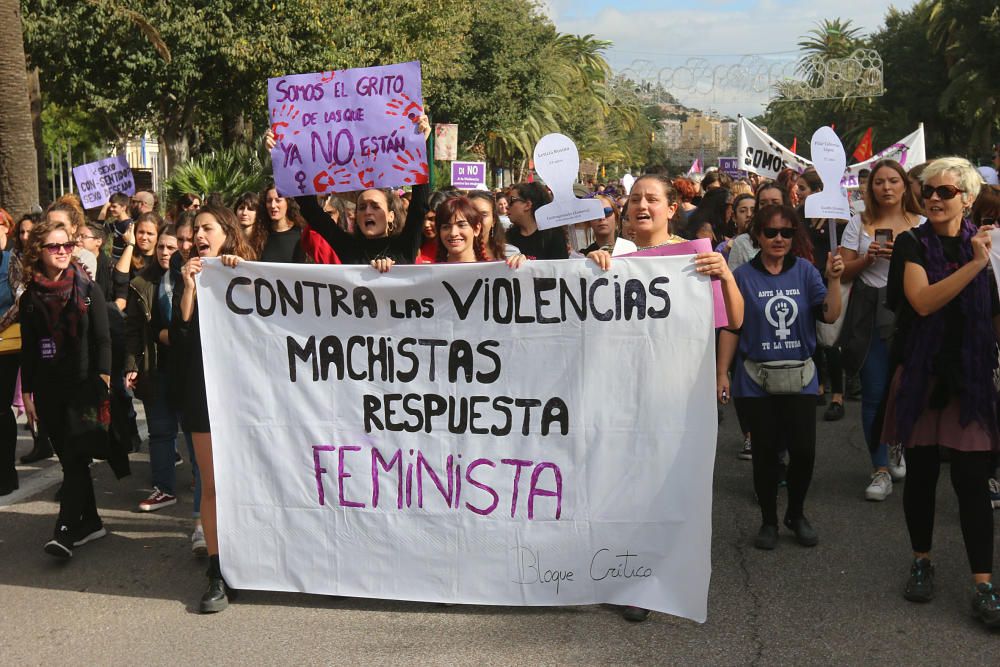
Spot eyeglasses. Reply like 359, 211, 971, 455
921, 184, 964, 200
77, 234, 96, 241
603, 207, 614, 218
42, 242, 77, 254
761, 227, 795, 239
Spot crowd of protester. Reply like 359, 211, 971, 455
2, 124, 1000, 628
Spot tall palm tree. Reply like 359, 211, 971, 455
0, 0, 39, 213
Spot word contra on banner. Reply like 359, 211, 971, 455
197, 258, 718, 620
268, 61, 428, 197
72, 155, 135, 209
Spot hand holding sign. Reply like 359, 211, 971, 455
532, 134, 604, 231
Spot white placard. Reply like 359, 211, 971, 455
805, 126, 852, 226
989, 230, 1000, 305
622, 174, 636, 195
197, 257, 718, 621
532, 134, 605, 230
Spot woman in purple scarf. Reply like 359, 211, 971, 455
883, 157, 1000, 628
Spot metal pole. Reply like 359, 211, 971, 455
57, 143, 64, 197
68, 143, 74, 193
50, 149, 56, 201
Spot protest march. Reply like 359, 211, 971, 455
2, 1, 1000, 659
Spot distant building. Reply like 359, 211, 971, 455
657, 119, 682, 149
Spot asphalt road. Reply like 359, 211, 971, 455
1, 399, 998, 665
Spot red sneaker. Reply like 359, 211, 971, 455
139, 488, 177, 512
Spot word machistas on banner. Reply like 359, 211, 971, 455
268, 61, 428, 197
72, 155, 135, 209
197, 258, 718, 621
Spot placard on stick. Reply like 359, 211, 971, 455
804, 126, 851, 253
72, 155, 135, 209
532, 134, 604, 230
268, 61, 428, 197
451, 161, 487, 190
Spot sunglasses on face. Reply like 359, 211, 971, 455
508, 197, 525, 205
603, 207, 614, 218
980, 217, 996, 227
921, 184, 964, 200
42, 242, 77, 254
762, 227, 795, 239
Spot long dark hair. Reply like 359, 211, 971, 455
196, 205, 256, 260
130, 212, 162, 272
749, 204, 814, 263
685, 188, 730, 241
434, 196, 487, 263
467, 190, 507, 260
250, 185, 307, 257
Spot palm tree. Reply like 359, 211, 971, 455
0, 0, 39, 213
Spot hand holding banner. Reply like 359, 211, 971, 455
268, 61, 428, 197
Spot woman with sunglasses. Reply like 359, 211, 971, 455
718, 204, 844, 552
20, 218, 112, 558
505, 182, 568, 260
882, 157, 1000, 627
839, 159, 924, 501
579, 194, 630, 254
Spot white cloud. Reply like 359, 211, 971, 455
550, 0, 905, 117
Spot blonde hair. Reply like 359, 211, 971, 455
920, 157, 983, 207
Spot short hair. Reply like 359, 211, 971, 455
511, 182, 551, 214
920, 156, 983, 206
109, 192, 130, 207
85, 222, 106, 243
701, 170, 733, 190
749, 204, 799, 247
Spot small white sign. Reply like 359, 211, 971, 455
804, 126, 852, 228
532, 133, 605, 230
622, 174, 636, 195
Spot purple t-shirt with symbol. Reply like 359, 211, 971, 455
731, 255, 827, 398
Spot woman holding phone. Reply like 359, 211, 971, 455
839, 159, 924, 501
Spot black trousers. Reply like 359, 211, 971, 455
739, 394, 816, 526
36, 387, 99, 531
814, 345, 844, 395
0, 354, 19, 487
904, 446, 993, 574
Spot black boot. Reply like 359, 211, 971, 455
199, 555, 229, 613
0, 472, 18, 496
20, 434, 53, 464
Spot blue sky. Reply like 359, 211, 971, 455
544, 0, 909, 117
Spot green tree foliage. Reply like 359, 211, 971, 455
162, 143, 271, 207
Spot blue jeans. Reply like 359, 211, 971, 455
144, 374, 178, 496
861, 333, 890, 468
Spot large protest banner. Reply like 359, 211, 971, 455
268, 61, 428, 197
72, 155, 135, 209
842, 125, 925, 188
197, 257, 718, 621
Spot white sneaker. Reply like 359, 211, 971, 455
888, 443, 906, 481
865, 471, 893, 501
191, 527, 208, 557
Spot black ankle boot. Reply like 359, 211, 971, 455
0, 474, 18, 496
199, 555, 229, 613
20, 439, 53, 464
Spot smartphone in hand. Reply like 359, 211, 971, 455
874, 228, 893, 245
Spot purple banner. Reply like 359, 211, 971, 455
718, 157, 745, 180
72, 155, 135, 209
268, 61, 428, 197
450, 161, 486, 190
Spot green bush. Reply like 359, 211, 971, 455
162, 144, 272, 208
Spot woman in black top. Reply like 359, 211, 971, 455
250, 186, 306, 263
20, 218, 112, 559
172, 205, 254, 613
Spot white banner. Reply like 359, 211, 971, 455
842, 125, 925, 188
737, 117, 812, 179
738, 117, 926, 188
197, 257, 718, 621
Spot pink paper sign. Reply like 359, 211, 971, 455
268, 61, 428, 197
621, 238, 729, 328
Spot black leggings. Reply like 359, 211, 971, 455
36, 389, 99, 531
904, 446, 993, 574
739, 394, 816, 526
814, 345, 844, 395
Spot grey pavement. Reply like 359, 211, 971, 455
1, 399, 998, 665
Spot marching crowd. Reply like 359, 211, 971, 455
2, 117, 1000, 627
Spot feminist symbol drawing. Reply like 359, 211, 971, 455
765, 295, 798, 341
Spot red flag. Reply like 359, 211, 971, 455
853, 127, 873, 162
790, 137, 798, 154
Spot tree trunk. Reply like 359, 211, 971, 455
0, 0, 39, 214
27, 67, 47, 205
222, 110, 246, 148
161, 127, 189, 175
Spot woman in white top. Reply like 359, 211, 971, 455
839, 159, 924, 501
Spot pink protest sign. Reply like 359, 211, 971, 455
72, 155, 135, 209
621, 238, 729, 328
268, 61, 428, 197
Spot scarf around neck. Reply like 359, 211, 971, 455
30, 261, 91, 357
